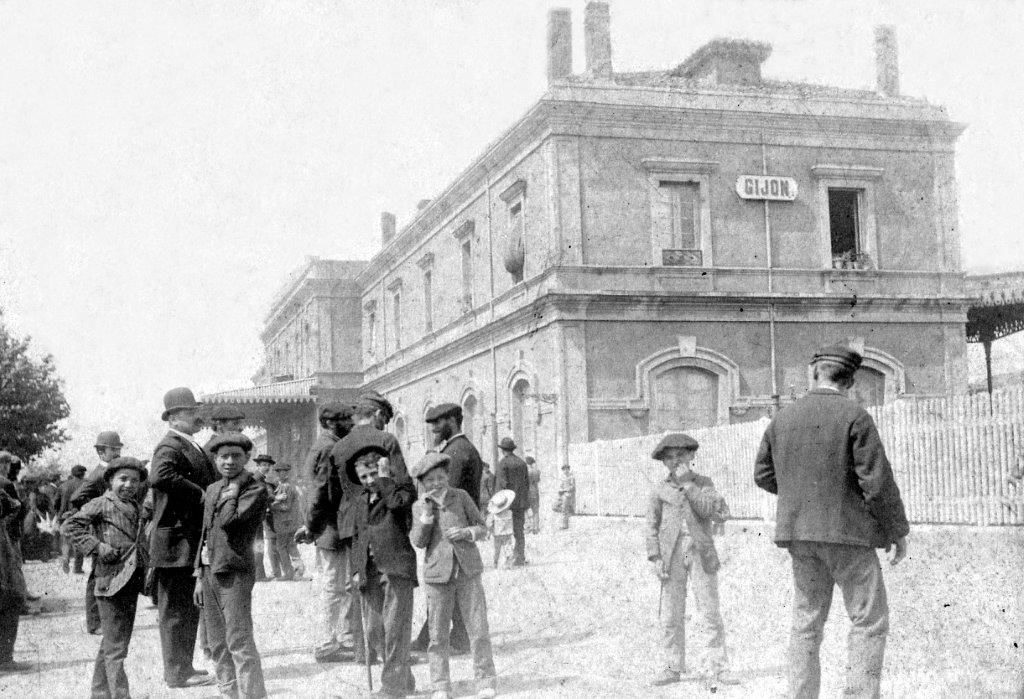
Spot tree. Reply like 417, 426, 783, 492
0, 311, 70, 460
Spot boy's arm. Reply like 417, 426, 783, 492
645, 488, 663, 561
409, 498, 436, 549
460, 491, 487, 542
62, 499, 107, 557
753, 430, 778, 494
682, 476, 728, 520
381, 479, 416, 510
217, 482, 271, 534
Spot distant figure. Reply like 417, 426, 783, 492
57, 465, 88, 574
478, 463, 495, 512
485, 490, 515, 568
267, 462, 305, 581
494, 438, 530, 566
556, 464, 576, 530
525, 456, 541, 534
0, 451, 30, 673
251, 454, 276, 582
755, 344, 909, 698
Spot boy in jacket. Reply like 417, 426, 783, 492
194, 433, 271, 699
346, 438, 418, 698
410, 453, 496, 699
64, 457, 148, 699
646, 434, 738, 689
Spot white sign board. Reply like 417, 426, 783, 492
735, 175, 798, 201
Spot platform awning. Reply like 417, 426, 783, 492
201, 378, 317, 405
965, 272, 1024, 343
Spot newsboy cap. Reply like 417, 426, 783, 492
358, 390, 394, 421
651, 433, 700, 460
253, 454, 276, 465
498, 437, 517, 452
811, 344, 862, 371
162, 387, 203, 421
206, 432, 253, 454
319, 402, 353, 422
210, 406, 246, 422
103, 457, 147, 483
409, 452, 451, 480
94, 431, 124, 449
425, 403, 461, 423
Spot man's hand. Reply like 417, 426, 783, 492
887, 537, 908, 566
444, 527, 471, 542
377, 457, 391, 478
649, 558, 668, 580
193, 583, 204, 608
293, 526, 313, 544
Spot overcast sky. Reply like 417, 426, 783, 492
2, 0, 1022, 466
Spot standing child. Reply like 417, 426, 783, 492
555, 464, 576, 530
410, 453, 497, 699
345, 438, 418, 698
268, 462, 305, 581
484, 490, 515, 568
646, 434, 739, 689
194, 433, 271, 699
63, 457, 148, 699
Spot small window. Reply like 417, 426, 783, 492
392, 292, 402, 350
366, 311, 376, 356
828, 188, 861, 264
508, 203, 524, 284
659, 181, 700, 249
423, 269, 433, 333
460, 240, 473, 308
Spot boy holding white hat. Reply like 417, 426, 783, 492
484, 490, 515, 568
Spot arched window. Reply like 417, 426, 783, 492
462, 394, 478, 447
393, 415, 406, 452
851, 366, 886, 407
510, 378, 530, 455
650, 365, 719, 433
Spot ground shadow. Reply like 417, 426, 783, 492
491, 629, 596, 655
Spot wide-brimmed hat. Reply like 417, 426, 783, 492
162, 387, 203, 421
487, 489, 516, 514
498, 437, 517, 452
651, 433, 699, 461
103, 457, 147, 483
425, 403, 461, 423
811, 344, 862, 371
94, 431, 124, 449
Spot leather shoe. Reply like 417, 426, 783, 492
167, 674, 215, 688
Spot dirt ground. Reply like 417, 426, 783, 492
2, 517, 1021, 698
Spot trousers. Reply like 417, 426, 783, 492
62, 536, 85, 573
314, 547, 356, 659
360, 566, 415, 695
154, 567, 201, 685
203, 570, 266, 699
425, 570, 496, 693
86, 565, 101, 633
660, 541, 728, 674
511, 509, 526, 564
91, 572, 142, 699
0, 590, 23, 663
787, 541, 889, 699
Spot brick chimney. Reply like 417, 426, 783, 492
547, 8, 573, 85
584, 2, 612, 78
875, 25, 899, 97
381, 211, 396, 245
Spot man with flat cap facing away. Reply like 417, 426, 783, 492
71, 431, 126, 635
755, 344, 909, 699
354, 390, 408, 482
204, 406, 247, 457
149, 387, 216, 688
56, 464, 88, 574
494, 437, 530, 567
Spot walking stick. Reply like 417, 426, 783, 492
355, 579, 373, 692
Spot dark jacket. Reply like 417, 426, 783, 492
442, 434, 484, 504
349, 477, 418, 584
495, 453, 530, 511
195, 471, 270, 576
303, 430, 341, 550
70, 465, 107, 510
754, 388, 910, 548
63, 491, 147, 595
56, 476, 85, 519
149, 431, 217, 568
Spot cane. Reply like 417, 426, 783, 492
355, 579, 373, 692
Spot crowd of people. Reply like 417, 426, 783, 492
0, 342, 913, 699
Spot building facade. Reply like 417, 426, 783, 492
210, 3, 970, 473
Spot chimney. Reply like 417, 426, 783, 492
874, 25, 899, 97
547, 8, 573, 85
380, 211, 396, 245
584, 2, 612, 78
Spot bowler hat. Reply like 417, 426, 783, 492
811, 344, 862, 371
498, 437, 517, 452
210, 406, 245, 422
358, 391, 394, 422
94, 431, 124, 449
319, 402, 353, 422
425, 403, 461, 423
487, 489, 516, 514
253, 454, 276, 465
409, 452, 451, 480
206, 432, 253, 454
161, 387, 203, 421
651, 433, 699, 460
103, 457, 147, 483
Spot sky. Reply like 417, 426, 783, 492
1, 0, 1023, 467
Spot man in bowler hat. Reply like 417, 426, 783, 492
149, 387, 216, 688
494, 437, 530, 566
71, 430, 126, 635
755, 344, 909, 698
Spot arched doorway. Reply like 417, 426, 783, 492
510, 378, 532, 455
851, 366, 886, 407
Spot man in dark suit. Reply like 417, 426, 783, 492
495, 437, 530, 566
754, 344, 909, 699
56, 464, 88, 574
149, 387, 216, 688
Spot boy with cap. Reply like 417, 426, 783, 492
63, 457, 148, 699
194, 432, 270, 699
410, 453, 497, 699
484, 490, 515, 568
268, 462, 306, 581
555, 464, 576, 530
646, 433, 738, 689
249, 454, 276, 582
345, 438, 418, 698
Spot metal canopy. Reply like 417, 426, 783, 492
965, 272, 1024, 396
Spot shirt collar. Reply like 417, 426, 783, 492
440, 433, 464, 450
170, 428, 203, 449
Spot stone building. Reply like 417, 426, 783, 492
210, 3, 969, 472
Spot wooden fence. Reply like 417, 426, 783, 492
569, 387, 1024, 525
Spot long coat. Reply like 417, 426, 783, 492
149, 431, 217, 568
442, 435, 484, 504
646, 474, 728, 570
195, 472, 270, 576
495, 454, 530, 512
754, 388, 910, 548
348, 478, 418, 583
303, 430, 341, 550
